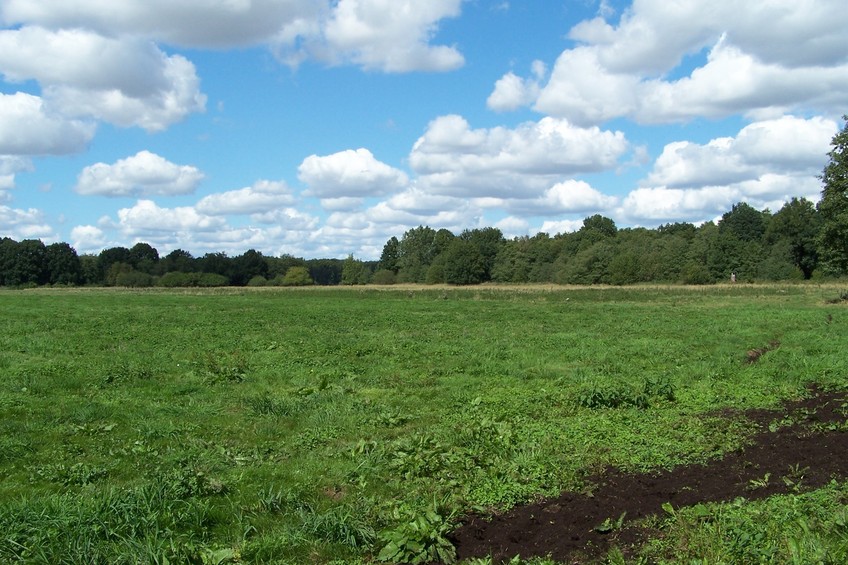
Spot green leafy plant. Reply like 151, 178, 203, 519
377, 499, 457, 564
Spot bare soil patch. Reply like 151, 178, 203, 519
450, 386, 848, 563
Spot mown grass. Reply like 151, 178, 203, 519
0, 284, 846, 563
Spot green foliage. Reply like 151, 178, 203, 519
194, 350, 250, 383
282, 265, 314, 286
576, 377, 675, 410
341, 254, 369, 285
643, 481, 848, 564
441, 239, 486, 285
818, 116, 848, 275
377, 499, 456, 564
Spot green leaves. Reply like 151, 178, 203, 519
377, 500, 457, 564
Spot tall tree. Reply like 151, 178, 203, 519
231, 249, 268, 286
719, 202, 768, 242
817, 116, 848, 275
440, 240, 486, 285
397, 226, 439, 283
765, 197, 821, 279
459, 227, 504, 282
0, 237, 17, 286
128, 242, 159, 273
13, 239, 49, 285
97, 246, 131, 282
341, 254, 369, 285
161, 249, 195, 273
45, 242, 82, 285
379, 236, 401, 273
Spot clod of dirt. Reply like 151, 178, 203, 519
450, 386, 848, 564
744, 339, 780, 364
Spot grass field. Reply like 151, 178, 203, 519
0, 284, 846, 563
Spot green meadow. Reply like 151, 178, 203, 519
0, 284, 846, 563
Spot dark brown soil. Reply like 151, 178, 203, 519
450, 386, 848, 564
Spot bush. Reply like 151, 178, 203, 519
282, 266, 313, 286
197, 273, 229, 287
115, 270, 155, 288
371, 269, 397, 285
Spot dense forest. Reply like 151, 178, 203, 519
1, 117, 846, 288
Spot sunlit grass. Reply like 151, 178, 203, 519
0, 284, 846, 562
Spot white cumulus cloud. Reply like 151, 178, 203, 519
70, 224, 106, 253
196, 180, 296, 216
298, 148, 409, 202
645, 116, 836, 188
291, 0, 465, 72
498, 0, 848, 125
410, 114, 629, 197
116, 199, 225, 235
0, 155, 33, 190
75, 151, 205, 197
0, 205, 54, 239
0, 92, 95, 155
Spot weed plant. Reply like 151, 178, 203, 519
0, 285, 845, 562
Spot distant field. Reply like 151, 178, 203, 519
0, 284, 846, 563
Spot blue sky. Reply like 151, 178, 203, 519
1, 0, 845, 259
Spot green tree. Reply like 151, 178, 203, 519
341, 254, 369, 285
97, 246, 131, 283
267, 254, 305, 279
817, 116, 848, 275
160, 249, 195, 273
397, 226, 439, 283
199, 252, 231, 279
231, 249, 268, 286
0, 237, 18, 286
378, 236, 401, 273
79, 254, 100, 285
459, 227, 504, 282
719, 202, 768, 242
306, 258, 343, 285
765, 197, 821, 278
45, 242, 82, 285
12, 239, 49, 286
128, 242, 159, 273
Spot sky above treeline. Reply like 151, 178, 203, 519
1, 0, 846, 260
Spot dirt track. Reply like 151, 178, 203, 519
450, 386, 848, 563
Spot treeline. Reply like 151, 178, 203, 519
0, 239, 355, 288
369, 198, 830, 286
0, 198, 839, 288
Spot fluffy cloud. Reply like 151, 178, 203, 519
75, 151, 205, 197
116, 199, 224, 236
0, 205, 54, 239
645, 116, 836, 188
1, 0, 464, 73
196, 180, 296, 216
70, 224, 106, 253
298, 148, 409, 205
0, 93, 95, 155
290, 0, 464, 72
487, 60, 546, 112
409, 115, 628, 197
0, 155, 33, 190
498, 0, 848, 125
0, 27, 206, 132
620, 116, 836, 224
0, 0, 321, 49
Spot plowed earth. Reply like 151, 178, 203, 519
450, 387, 848, 564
